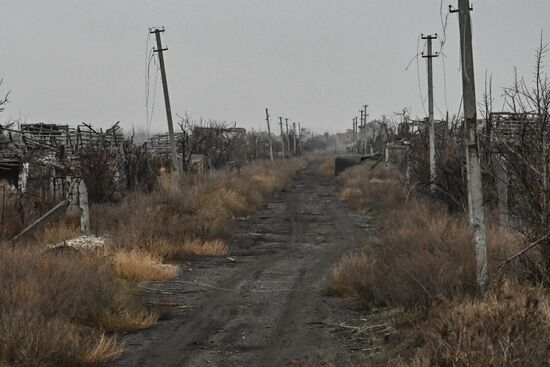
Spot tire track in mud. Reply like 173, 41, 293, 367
111, 161, 371, 367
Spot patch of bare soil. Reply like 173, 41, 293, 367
110, 162, 372, 367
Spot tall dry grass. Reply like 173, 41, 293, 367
91, 158, 307, 260
325, 199, 477, 308
327, 162, 550, 365
0, 245, 153, 366
0, 157, 306, 366
319, 154, 336, 177
407, 281, 550, 366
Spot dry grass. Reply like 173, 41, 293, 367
407, 281, 550, 366
0, 315, 123, 367
328, 162, 550, 365
39, 218, 80, 244
98, 310, 158, 333
0, 245, 149, 366
319, 155, 336, 177
338, 163, 406, 214
79, 334, 125, 365
0, 158, 306, 366
325, 200, 477, 308
112, 249, 179, 281
92, 158, 306, 260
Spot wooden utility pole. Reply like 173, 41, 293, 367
292, 122, 297, 156
452, 0, 488, 290
279, 117, 286, 158
151, 27, 180, 178
422, 34, 439, 193
265, 108, 274, 161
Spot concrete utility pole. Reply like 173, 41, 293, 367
79, 180, 90, 234
285, 118, 290, 156
422, 34, 439, 193
359, 110, 364, 154
353, 116, 357, 152
150, 27, 180, 178
452, 0, 488, 290
298, 122, 303, 153
279, 117, 286, 158
265, 108, 274, 161
292, 122, 297, 156
363, 105, 369, 154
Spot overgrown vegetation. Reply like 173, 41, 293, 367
0, 247, 132, 366
91, 158, 306, 260
0, 157, 306, 366
325, 162, 548, 365
319, 154, 336, 177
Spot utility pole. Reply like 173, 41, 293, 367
298, 122, 303, 153
422, 33, 439, 193
265, 108, 274, 161
363, 104, 369, 154
451, 0, 488, 290
353, 116, 357, 152
292, 122, 297, 156
150, 27, 180, 178
279, 117, 286, 158
285, 118, 290, 157
359, 110, 364, 154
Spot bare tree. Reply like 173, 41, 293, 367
495, 36, 550, 274
0, 79, 10, 113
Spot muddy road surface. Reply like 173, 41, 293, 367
111, 162, 371, 367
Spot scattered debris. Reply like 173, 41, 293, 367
48, 235, 106, 252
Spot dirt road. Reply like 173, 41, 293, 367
111, 162, 370, 367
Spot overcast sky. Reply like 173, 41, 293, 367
1, 1, 548, 134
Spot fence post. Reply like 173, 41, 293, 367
79, 180, 90, 234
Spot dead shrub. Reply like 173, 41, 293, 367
325, 200, 477, 309
323, 252, 378, 301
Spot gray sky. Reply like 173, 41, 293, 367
1, 1, 549, 133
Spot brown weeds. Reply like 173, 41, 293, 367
328, 162, 550, 364
112, 249, 179, 281
92, 158, 306, 259
410, 281, 550, 366
98, 310, 158, 333
0, 246, 141, 366
325, 200, 477, 308
319, 155, 336, 177
0, 158, 306, 366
